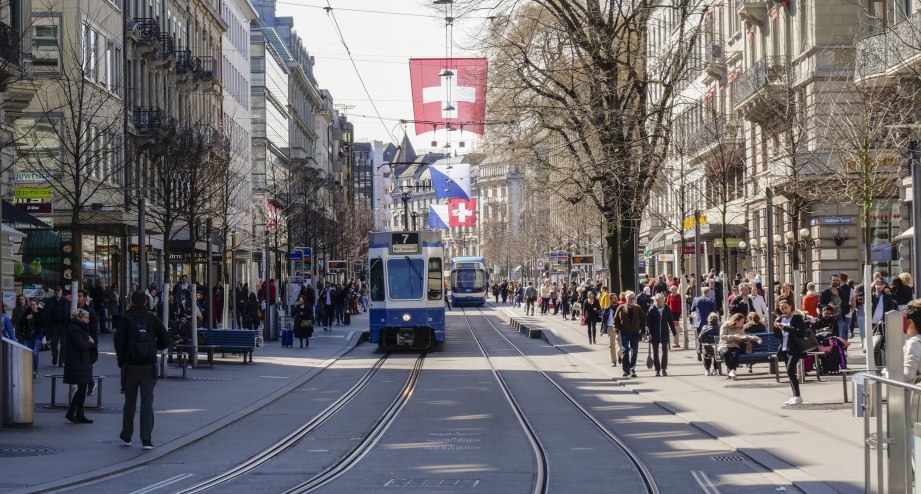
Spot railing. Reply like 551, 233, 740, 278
133, 18, 160, 43
133, 107, 163, 134
196, 56, 216, 79
704, 38, 724, 65
174, 48, 194, 73
0, 21, 20, 67
856, 10, 921, 78
733, 56, 787, 107
157, 33, 174, 56
860, 373, 920, 493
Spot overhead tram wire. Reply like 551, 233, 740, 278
324, 1, 397, 144
276, 1, 494, 20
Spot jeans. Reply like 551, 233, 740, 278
525, 298, 535, 315
335, 304, 345, 323
324, 304, 335, 327
652, 341, 669, 371
779, 350, 801, 397
856, 309, 866, 344
360, 296, 368, 312
837, 318, 851, 342
621, 332, 641, 373
122, 365, 157, 442
31, 338, 42, 373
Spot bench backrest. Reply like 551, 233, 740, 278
745, 332, 780, 355
198, 329, 258, 348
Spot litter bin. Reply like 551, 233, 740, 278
2, 337, 34, 426
267, 304, 279, 341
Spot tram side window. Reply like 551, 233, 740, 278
387, 258, 425, 300
369, 258, 384, 302
427, 258, 442, 300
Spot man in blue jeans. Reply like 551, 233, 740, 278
613, 291, 646, 377
818, 273, 852, 343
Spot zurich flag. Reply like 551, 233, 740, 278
430, 163, 471, 200
429, 204, 450, 230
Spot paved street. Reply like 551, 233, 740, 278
0, 305, 871, 493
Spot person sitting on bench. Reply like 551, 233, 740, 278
169, 314, 192, 365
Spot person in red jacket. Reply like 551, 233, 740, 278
667, 285, 683, 348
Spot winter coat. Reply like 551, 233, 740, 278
583, 299, 602, 324
646, 305, 676, 344
18, 308, 46, 343
63, 319, 95, 385
773, 313, 807, 355
690, 296, 716, 328
613, 304, 646, 334
292, 304, 314, 339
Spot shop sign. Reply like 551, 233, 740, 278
14, 187, 52, 199
712, 238, 742, 248
683, 245, 703, 255
657, 253, 675, 262
130, 244, 153, 253
167, 253, 189, 262
17, 202, 52, 214
14, 172, 52, 184
252, 252, 263, 262
683, 214, 707, 230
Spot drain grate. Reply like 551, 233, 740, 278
385, 479, 480, 488
187, 377, 232, 381
148, 463, 185, 467
0, 446, 56, 457
782, 402, 851, 411
724, 383, 790, 389
0, 482, 33, 488
708, 455, 747, 462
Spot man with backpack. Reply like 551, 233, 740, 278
114, 291, 170, 450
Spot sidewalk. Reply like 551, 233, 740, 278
492, 303, 866, 494
1, 313, 367, 493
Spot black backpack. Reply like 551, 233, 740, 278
126, 312, 155, 363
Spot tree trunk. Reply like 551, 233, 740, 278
71, 221, 83, 287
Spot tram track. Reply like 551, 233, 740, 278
463, 307, 659, 494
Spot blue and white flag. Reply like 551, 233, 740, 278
429, 204, 450, 230
430, 163, 471, 200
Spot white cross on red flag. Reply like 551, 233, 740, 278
448, 198, 477, 227
409, 58, 488, 136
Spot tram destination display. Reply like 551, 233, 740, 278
391, 232, 420, 254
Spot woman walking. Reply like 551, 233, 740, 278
64, 309, 95, 423
292, 296, 314, 348
18, 299, 46, 378
773, 300, 807, 406
583, 291, 602, 344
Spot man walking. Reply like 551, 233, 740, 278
819, 273, 852, 343
524, 282, 537, 316
647, 294, 677, 376
46, 287, 69, 367
613, 291, 645, 377
114, 292, 170, 450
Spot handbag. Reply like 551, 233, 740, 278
646, 342, 654, 369
798, 328, 819, 353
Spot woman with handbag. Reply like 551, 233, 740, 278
63, 309, 95, 423
292, 296, 314, 348
717, 313, 747, 380
583, 291, 602, 344
773, 300, 808, 406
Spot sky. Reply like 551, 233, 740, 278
274, 0, 490, 153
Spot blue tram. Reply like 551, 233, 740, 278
368, 231, 446, 350
450, 256, 488, 306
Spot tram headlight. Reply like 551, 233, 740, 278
402, 313, 412, 322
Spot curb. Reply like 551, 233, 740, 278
491, 306, 838, 494
18, 330, 364, 494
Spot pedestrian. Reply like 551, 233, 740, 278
901, 299, 921, 421
500, 281, 509, 304
114, 291, 170, 449
801, 282, 819, 317
892, 276, 913, 309
773, 299, 807, 406
583, 291, 601, 344
322, 283, 335, 329
292, 296, 313, 348
19, 299, 46, 378
63, 309, 96, 424
243, 293, 261, 331
12, 294, 28, 339
690, 287, 716, 342
524, 282, 537, 316
560, 282, 571, 319
539, 281, 551, 315
613, 291, 645, 378
647, 293, 677, 376
47, 287, 69, 368
1, 303, 16, 341
818, 273, 852, 343
698, 313, 721, 376
717, 313, 747, 380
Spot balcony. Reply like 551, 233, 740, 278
855, 11, 921, 84
733, 56, 788, 125
174, 48, 195, 74
133, 107, 163, 135
736, 0, 769, 25
703, 39, 725, 79
129, 18, 161, 59
195, 56, 216, 80
686, 117, 742, 159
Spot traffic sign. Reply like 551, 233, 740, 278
536, 260, 545, 268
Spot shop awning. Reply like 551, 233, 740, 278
2, 200, 51, 230
894, 227, 915, 242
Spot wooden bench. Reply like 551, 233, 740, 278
46, 374, 103, 409
176, 330, 257, 366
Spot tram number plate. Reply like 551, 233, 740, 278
391, 232, 420, 254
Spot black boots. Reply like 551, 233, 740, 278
66, 408, 93, 424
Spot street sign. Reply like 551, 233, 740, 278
288, 250, 303, 261
572, 255, 594, 265
536, 260, 545, 269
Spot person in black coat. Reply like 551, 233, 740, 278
773, 300, 807, 406
583, 291, 602, 344
243, 293, 261, 331
292, 297, 313, 348
19, 299, 47, 377
647, 294, 677, 376
46, 288, 70, 367
63, 309, 95, 423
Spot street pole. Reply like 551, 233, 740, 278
402, 190, 410, 231
160, 282, 169, 378
911, 141, 921, 298
765, 188, 776, 326
264, 233, 270, 342
138, 197, 146, 293
191, 283, 198, 367
206, 218, 213, 329
694, 210, 702, 295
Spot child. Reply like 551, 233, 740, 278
698, 312, 722, 376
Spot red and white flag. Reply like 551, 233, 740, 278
409, 58, 488, 136
448, 198, 477, 227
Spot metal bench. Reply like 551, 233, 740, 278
46, 374, 103, 409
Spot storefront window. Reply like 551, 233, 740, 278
867, 200, 900, 280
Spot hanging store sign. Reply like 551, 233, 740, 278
712, 238, 743, 249
14, 172, 52, 184
14, 187, 52, 199
657, 254, 675, 262
683, 215, 707, 230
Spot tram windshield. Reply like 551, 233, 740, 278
387, 258, 425, 300
452, 269, 486, 290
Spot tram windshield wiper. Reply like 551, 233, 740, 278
405, 256, 423, 299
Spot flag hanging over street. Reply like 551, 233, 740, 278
429, 204, 450, 230
409, 58, 488, 136
448, 198, 477, 227
430, 162, 471, 201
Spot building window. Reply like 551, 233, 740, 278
33, 25, 60, 73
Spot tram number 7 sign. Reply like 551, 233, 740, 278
391, 232, 420, 254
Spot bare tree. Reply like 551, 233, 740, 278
460, 0, 704, 292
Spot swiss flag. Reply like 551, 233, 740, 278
409, 58, 488, 136
448, 198, 477, 227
